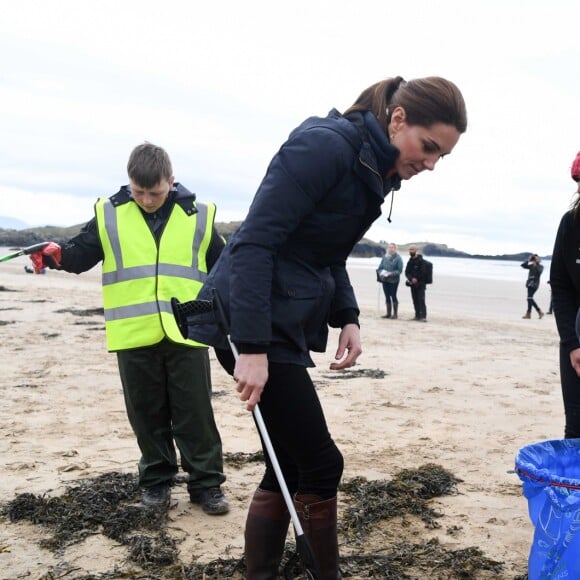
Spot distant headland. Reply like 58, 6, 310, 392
0, 221, 549, 262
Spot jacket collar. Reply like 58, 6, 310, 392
338, 109, 402, 198
173, 183, 198, 215
110, 183, 198, 216
362, 111, 400, 184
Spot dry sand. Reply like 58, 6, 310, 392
0, 249, 561, 579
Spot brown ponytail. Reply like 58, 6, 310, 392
344, 77, 406, 132
344, 76, 467, 135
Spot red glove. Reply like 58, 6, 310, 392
30, 242, 62, 274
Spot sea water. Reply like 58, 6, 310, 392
348, 256, 552, 283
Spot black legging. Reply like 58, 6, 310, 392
216, 349, 344, 499
560, 345, 580, 438
526, 287, 541, 313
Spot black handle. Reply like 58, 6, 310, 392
170, 297, 214, 339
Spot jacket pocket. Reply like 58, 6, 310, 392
272, 270, 325, 299
271, 262, 335, 352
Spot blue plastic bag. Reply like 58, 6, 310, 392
515, 439, 580, 579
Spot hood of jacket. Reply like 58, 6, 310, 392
340, 109, 402, 196
296, 109, 401, 201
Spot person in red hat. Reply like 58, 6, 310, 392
549, 151, 580, 437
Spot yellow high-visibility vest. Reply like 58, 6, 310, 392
95, 196, 215, 351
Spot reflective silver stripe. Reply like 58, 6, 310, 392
104, 201, 124, 269
158, 263, 207, 281
102, 264, 205, 285
104, 300, 174, 322
191, 203, 208, 271
103, 265, 157, 285
101, 200, 209, 285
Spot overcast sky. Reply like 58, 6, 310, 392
0, 0, 578, 255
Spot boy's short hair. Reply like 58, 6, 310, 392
127, 142, 173, 188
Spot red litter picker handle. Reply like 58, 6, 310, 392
0, 242, 50, 263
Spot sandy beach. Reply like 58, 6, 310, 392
0, 249, 561, 579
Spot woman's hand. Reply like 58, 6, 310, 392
570, 348, 580, 377
330, 323, 362, 370
233, 353, 269, 412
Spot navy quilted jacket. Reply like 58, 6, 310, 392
192, 108, 401, 365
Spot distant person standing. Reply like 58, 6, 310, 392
376, 242, 403, 319
550, 150, 580, 438
405, 245, 427, 321
521, 254, 544, 319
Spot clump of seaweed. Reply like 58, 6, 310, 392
3, 472, 164, 551
336, 538, 503, 578
4, 465, 515, 578
224, 451, 264, 468
339, 464, 463, 542
323, 368, 386, 380
172, 451, 264, 486
54, 307, 104, 317
126, 531, 178, 566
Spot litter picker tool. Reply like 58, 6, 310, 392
172, 290, 320, 580
0, 242, 50, 263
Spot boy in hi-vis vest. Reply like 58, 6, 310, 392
30, 143, 229, 513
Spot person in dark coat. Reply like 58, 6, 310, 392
550, 150, 580, 438
521, 254, 544, 319
404, 245, 428, 321
189, 76, 467, 579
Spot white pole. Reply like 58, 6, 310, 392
226, 337, 305, 535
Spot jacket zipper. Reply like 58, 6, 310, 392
358, 156, 381, 178
359, 156, 397, 222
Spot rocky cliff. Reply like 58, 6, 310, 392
0, 226, 547, 261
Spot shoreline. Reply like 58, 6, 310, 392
0, 248, 553, 319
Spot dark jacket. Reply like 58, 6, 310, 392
191, 109, 401, 366
57, 184, 224, 274
550, 211, 580, 353
405, 254, 426, 286
521, 260, 543, 290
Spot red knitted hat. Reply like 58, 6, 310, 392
572, 151, 580, 180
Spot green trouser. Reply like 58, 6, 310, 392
116, 339, 225, 490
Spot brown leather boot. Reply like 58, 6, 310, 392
538, 310, 545, 319
244, 488, 290, 579
294, 494, 341, 580
522, 312, 531, 319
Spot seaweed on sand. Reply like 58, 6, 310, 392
339, 463, 463, 541
4, 465, 513, 578
3, 472, 164, 551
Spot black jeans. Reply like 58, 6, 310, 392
560, 345, 580, 438
117, 340, 225, 489
410, 284, 427, 319
526, 286, 541, 313
382, 280, 400, 308
216, 349, 343, 499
